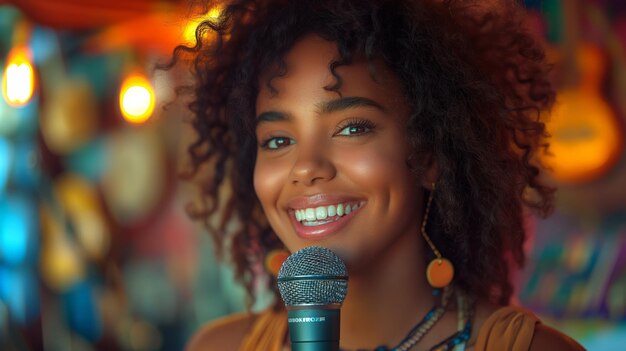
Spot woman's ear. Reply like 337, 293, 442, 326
406, 152, 439, 188
420, 153, 439, 189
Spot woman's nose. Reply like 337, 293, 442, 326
288, 147, 336, 186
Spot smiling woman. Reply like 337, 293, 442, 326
169, 0, 585, 350
254, 35, 422, 271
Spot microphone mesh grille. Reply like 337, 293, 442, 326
277, 246, 348, 306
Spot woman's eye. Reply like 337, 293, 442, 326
262, 136, 295, 150
336, 121, 375, 136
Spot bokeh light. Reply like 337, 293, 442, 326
102, 126, 166, 224
0, 194, 37, 266
0, 138, 12, 192
0, 89, 38, 137
55, 174, 110, 261
2, 46, 35, 107
119, 74, 155, 124
62, 280, 102, 341
0, 266, 39, 325
40, 79, 98, 154
10, 140, 40, 190
39, 203, 86, 292
182, 6, 223, 45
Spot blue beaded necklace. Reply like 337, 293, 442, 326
340, 286, 474, 351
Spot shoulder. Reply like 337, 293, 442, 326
472, 303, 585, 351
529, 323, 586, 351
185, 312, 257, 351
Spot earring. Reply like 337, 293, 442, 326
422, 182, 454, 288
264, 248, 290, 277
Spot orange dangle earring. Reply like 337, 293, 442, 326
422, 182, 454, 288
264, 248, 290, 277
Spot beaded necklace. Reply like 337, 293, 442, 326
340, 286, 474, 351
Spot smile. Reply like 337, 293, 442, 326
293, 202, 364, 226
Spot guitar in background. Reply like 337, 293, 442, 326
542, 0, 623, 184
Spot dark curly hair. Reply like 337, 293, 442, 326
169, 0, 555, 307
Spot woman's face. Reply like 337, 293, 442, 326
254, 35, 424, 268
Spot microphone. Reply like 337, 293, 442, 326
277, 246, 348, 351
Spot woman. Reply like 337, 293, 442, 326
174, 0, 586, 349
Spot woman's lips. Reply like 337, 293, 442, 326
289, 204, 363, 239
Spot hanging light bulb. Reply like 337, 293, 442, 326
2, 46, 35, 107
119, 73, 155, 124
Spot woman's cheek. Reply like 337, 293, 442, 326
338, 144, 406, 183
253, 156, 287, 209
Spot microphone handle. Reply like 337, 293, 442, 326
287, 307, 340, 351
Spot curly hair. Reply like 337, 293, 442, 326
170, 0, 555, 307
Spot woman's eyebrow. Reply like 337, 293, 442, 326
316, 96, 386, 114
256, 111, 289, 126
255, 96, 385, 128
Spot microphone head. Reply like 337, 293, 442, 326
277, 246, 348, 307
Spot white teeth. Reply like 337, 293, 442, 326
303, 219, 333, 227
305, 208, 316, 221
294, 202, 363, 223
327, 205, 336, 217
315, 206, 327, 220
337, 204, 344, 216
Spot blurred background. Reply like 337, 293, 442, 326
0, 0, 624, 350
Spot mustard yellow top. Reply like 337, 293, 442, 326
239, 308, 289, 351
238, 305, 541, 351
473, 306, 540, 351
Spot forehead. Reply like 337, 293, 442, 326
256, 35, 408, 113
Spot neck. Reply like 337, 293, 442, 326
339, 227, 434, 350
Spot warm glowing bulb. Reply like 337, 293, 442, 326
123, 87, 151, 115
2, 47, 35, 107
119, 74, 155, 124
